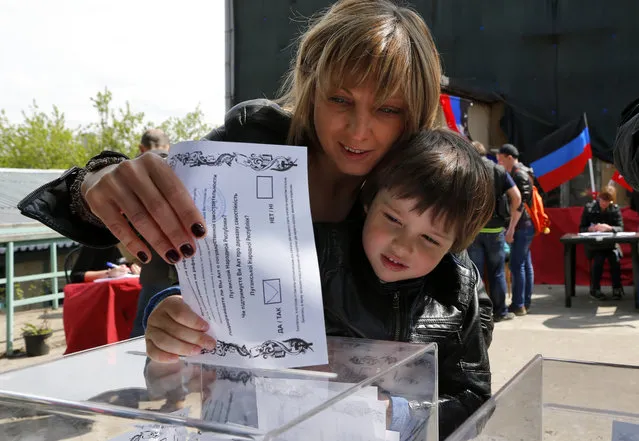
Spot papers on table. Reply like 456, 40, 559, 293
93, 274, 140, 283
578, 231, 635, 237
168, 141, 327, 369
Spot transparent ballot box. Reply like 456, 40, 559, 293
0, 336, 438, 440
445, 356, 639, 441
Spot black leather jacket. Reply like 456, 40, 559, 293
315, 221, 493, 439
613, 98, 639, 191
18, 99, 493, 438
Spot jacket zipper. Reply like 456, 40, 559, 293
393, 291, 401, 340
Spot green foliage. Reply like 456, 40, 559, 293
0, 88, 213, 169
21, 323, 52, 336
22, 311, 52, 336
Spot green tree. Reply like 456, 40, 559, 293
159, 105, 212, 143
88, 88, 145, 159
0, 104, 87, 169
0, 88, 214, 169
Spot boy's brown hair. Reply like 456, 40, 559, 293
362, 129, 494, 252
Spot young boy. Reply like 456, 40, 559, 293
143, 129, 494, 439
314, 128, 495, 439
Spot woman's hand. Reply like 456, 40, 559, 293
81, 153, 207, 264
145, 296, 217, 363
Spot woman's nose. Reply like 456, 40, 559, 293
348, 110, 370, 141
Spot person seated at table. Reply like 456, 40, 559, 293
579, 185, 625, 300
70, 245, 139, 283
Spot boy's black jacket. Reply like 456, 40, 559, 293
315, 220, 493, 440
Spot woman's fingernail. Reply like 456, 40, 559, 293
191, 346, 203, 356
165, 249, 180, 263
205, 338, 217, 350
180, 243, 195, 258
191, 223, 206, 238
137, 251, 149, 263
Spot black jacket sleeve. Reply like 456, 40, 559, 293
609, 205, 624, 233
613, 101, 639, 191
512, 166, 532, 208
579, 203, 594, 232
433, 264, 492, 439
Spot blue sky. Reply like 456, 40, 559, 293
0, 0, 226, 129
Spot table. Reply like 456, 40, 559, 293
63, 278, 141, 354
530, 207, 639, 286
0, 337, 438, 440
559, 233, 639, 308
446, 356, 639, 441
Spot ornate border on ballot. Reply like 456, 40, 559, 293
169, 151, 297, 172
200, 338, 314, 359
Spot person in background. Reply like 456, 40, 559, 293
469, 141, 522, 322
130, 128, 178, 338
579, 185, 625, 301
497, 144, 535, 314
70, 245, 138, 283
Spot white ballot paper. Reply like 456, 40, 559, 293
168, 141, 328, 369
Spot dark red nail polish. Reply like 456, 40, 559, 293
180, 243, 195, 258
165, 249, 180, 263
191, 223, 206, 238
137, 251, 149, 263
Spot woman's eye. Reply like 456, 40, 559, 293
384, 213, 400, 224
379, 107, 402, 115
329, 96, 348, 105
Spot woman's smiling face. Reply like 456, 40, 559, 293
313, 81, 406, 178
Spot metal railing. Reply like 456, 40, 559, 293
0, 226, 72, 355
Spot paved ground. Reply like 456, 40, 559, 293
489, 284, 639, 391
2, 284, 638, 390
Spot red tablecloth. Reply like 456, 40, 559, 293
530, 207, 639, 286
63, 278, 141, 354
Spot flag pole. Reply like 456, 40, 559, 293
584, 112, 596, 197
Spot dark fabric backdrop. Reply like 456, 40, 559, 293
232, 0, 639, 163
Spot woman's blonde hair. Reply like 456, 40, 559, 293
278, 0, 441, 147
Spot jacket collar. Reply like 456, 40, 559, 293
378, 274, 426, 296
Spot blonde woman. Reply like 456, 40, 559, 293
19, 1, 491, 437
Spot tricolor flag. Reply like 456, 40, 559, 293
440, 94, 472, 139
611, 171, 633, 192
529, 114, 592, 192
